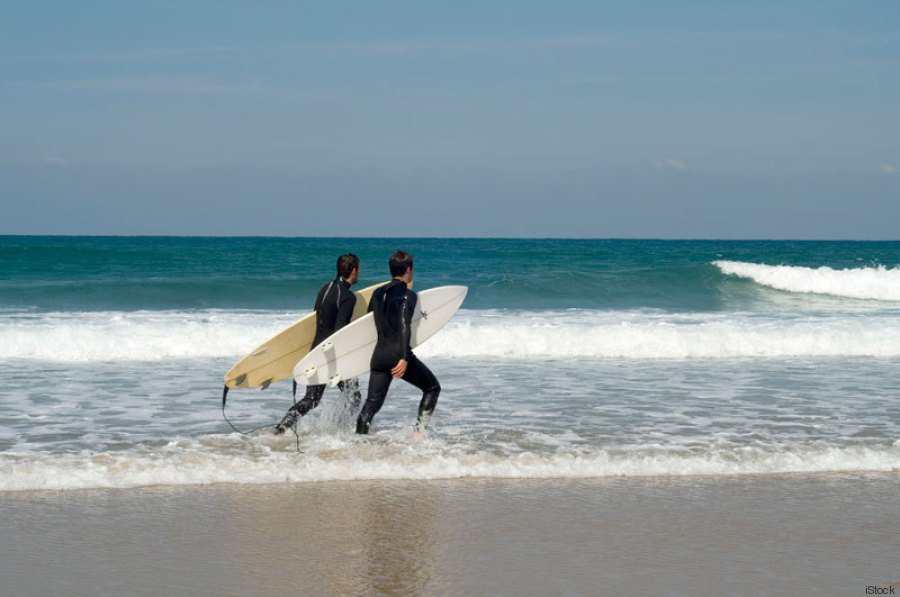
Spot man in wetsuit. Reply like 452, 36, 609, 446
356, 250, 440, 439
274, 253, 362, 435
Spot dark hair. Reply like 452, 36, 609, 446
389, 250, 413, 277
337, 253, 359, 279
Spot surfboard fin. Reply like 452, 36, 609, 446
305, 366, 317, 379
329, 373, 341, 387
235, 373, 247, 387
260, 378, 272, 391
321, 341, 334, 352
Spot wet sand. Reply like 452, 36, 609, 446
1, 473, 898, 596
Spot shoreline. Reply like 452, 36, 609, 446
3, 466, 900, 496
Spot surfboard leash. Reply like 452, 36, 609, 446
220, 385, 278, 435
220, 385, 304, 453
287, 383, 304, 453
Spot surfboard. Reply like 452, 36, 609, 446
293, 285, 467, 386
223, 281, 389, 390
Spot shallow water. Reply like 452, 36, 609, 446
2, 237, 899, 491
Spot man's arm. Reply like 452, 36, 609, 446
313, 283, 329, 312
398, 292, 415, 360
334, 293, 357, 331
391, 292, 416, 378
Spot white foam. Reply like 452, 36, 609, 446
714, 260, 900, 301
0, 310, 298, 362
418, 309, 900, 359
1, 438, 897, 492
4, 308, 900, 362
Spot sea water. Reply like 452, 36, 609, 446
1, 237, 899, 491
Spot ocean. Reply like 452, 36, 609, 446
2, 236, 899, 491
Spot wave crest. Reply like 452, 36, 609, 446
714, 260, 900, 301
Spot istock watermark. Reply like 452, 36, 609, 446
866, 585, 897, 595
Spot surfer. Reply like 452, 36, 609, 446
274, 253, 362, 434
356, 250, 440, 439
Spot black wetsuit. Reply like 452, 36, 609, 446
356, 279, 440, 434
278, 278, 359, 429
312, 277, 357, 346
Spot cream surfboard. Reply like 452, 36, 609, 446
223, 281, 389, 391
294, 285, 467, 386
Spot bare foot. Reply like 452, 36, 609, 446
411, 431, 422, 442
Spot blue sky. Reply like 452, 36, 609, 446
1, 1, 898, 238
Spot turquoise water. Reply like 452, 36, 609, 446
4, 236, 900, 311
1, 236, 899, 490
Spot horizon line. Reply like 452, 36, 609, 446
2, 234, 899, 242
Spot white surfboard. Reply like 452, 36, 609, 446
293, 285, 467, 386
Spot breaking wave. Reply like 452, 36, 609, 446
1, 436, 898, 492
714, 260, 900, 301
3, 309, 900, 362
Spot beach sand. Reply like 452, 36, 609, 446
1, 473, 897, 596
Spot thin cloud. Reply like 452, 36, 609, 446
347, 31, 793, 56
42, 155, 67, 167
50, 46, 239, 62
0, 36, 615, 64
295, 34, 617, 57
30, 75, 264, 95
5, 31, 799, 65
653, 158, 688, 170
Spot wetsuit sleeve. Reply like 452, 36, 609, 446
398, 291, 416, 361
334, 292, 357, 330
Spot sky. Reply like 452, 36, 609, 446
1, 1, 898, 238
